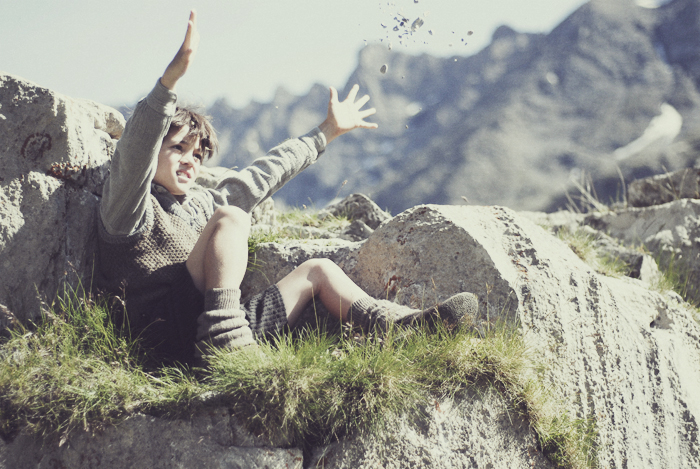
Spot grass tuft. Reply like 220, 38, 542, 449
556, 227, 629, 278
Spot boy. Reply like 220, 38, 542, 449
96, 11, 476, 364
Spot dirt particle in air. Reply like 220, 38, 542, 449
380, 64, 388, 74
411, 17, 424, 32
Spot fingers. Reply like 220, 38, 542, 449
355, 94, 370, 109
359, 107, 377, 119
345, 84, 360, 103
160, 10, 200, 90
329, 86, 339, 104
183, 9, 199, 54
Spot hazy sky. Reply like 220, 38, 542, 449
1, 0, 589, 108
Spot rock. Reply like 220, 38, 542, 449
319, 193, 391, 230
346, 204, 700, 468
628, 167, 700, 207
310, 388, 555, 469
0, 74, 124, 322
585, 198, 700, 301
241, 239, 361, 302
339, 219, 374, 241
521, 210, 663, 285
0, 408, 303, 469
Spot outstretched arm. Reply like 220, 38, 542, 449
101, 10, 199, 236
318, 84, 378, 144
161, 9, 200, 91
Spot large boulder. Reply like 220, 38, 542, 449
0, 73, 124, 322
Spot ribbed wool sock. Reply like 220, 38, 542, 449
348, 292, 478, 332
195, 287, 255, 357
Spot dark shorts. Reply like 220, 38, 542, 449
149, 263, 288, 363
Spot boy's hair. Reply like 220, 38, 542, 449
170, 106, 219, 160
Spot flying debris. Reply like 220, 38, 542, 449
380, 64, 388, 74
411, 17, 424, 32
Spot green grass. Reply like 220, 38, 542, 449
651, 251, 700, 308
556, 227, 629, 278
0, 289, 595, 468
276, 207, 350, 231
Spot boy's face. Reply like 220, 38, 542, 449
154, 125, 203, 195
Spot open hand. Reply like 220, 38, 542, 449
319, 85, 378, 144
161, 10, 200, 91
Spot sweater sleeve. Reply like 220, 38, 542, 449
203, 128, 327, 213
100, 80, 178, 236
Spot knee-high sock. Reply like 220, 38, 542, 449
196, 288, 255, 356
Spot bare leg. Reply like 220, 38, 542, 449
186, 206, 251, 292
275, 258, 370, 327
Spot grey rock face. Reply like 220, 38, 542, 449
585, 198, 700, 301
628, 167, 700, 207
0, 73, 124, 322
0, 408, 303, 469
310, 388, 555, 469
319, 193, 392, 230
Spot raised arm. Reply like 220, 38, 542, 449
201, 85, 378, 213
100, 11, 198, 236
161, 10, 200, 91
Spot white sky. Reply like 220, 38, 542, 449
1, 0, 588, 108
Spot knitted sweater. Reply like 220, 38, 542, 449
96, 79, 326, 353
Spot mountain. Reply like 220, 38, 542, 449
207, 0, 700, 213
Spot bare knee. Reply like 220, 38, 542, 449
211, 206, 251, 235
300, 258, 341, 287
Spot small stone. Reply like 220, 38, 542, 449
380, 64, 388, 74
468, 30, 474, 36
428, 30, 433, 35
411, 17, 424, 32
